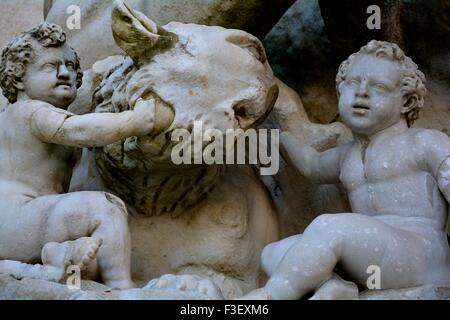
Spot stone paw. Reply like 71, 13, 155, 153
145, 274, 224, 299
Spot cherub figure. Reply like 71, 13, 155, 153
0, 23, 172, 289
242, 40, 450, 299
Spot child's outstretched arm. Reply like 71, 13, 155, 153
30, 98, 173, 148
280, 131, 348, 183
438, 157, 450, 203
421, 130, 450, 203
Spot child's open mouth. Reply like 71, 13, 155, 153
55, 81, 72, 88
352, 104, 370, 115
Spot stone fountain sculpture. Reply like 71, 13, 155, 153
2, 1, 446, 301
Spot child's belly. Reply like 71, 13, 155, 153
347, 172, 447, 223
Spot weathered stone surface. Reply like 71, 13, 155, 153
0, 274, 216, 300
360, 285, 450, 300
2, 274, 449, 300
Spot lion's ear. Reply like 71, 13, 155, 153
112, 0, 173, 66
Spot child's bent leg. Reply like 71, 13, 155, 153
22, 191, 134, 289
262, 213, 428, 299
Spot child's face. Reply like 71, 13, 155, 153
21, 43, 78, 109
338, 54, 404, 136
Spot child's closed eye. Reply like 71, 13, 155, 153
346, 79, 360, 86
372, 83, 390, 92
41, 63, 56, 72
65, 61, 75, 70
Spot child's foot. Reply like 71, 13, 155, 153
41, 237, 103, 278
309, 274, 359, 300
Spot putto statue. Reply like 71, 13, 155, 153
0, 22, 172, 289
242, 40, 450, 299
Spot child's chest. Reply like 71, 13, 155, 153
339, 139, 423, 190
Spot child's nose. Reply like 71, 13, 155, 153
356, 79, 369, 98
57, 65, 70, 79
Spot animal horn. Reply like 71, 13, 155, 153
111, 0, 176, 65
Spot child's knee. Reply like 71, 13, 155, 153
44, 192, 128, 238
77, 191, 127, 216
307, 214, 335, 235
307, 213, 356, 234
303, 214, 354, 249
102, 192, 127, 214
87, 192, 128, 224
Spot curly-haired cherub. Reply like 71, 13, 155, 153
0, 23, 172, 289
241, 40, 450, 299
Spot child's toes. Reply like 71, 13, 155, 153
90, 238, 103, 253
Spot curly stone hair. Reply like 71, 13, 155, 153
336, 40, 427, 127
0, 22, 83, 104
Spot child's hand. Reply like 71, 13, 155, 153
131, 98, 157, 136
132, 97, 174, 136
152, 98, 174, 135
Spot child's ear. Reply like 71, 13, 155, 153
401, 93, 419, 114
337, 82, 344, 96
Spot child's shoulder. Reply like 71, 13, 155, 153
402, 128, 450, 154
9, 100, 72, 117
405, 127, 449, 143
11, 99, 52, 108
